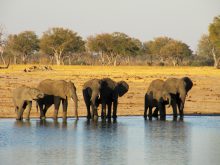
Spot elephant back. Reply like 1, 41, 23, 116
38, 79, 67, 99
147, 79, 164, 93
83, 79, 102, 90
163, 78, 180, 94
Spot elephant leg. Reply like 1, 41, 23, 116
54, 96, 61, 120
107, 102, 112, 120
148, 107, 152, 120
62, 99, 68, 122
158, 101, 166, 120
37, 99, 46, 120
112, 100, 118, 120
83, 90, 91, 119
144, 108, 148, 120
161, 104, 166, 120
26, 101, 32, 120
101, 102, 107, 120
144, 94, 148, 120
178, 100, 184, 119
171, 99, 178, 120
152, 108, 159, 118
43, 102, 52, 117
86, 104, 91, 120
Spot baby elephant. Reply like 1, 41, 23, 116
13, 85, 44, 120
144, 79, 171, 120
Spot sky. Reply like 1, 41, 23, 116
0, 0, 220, 52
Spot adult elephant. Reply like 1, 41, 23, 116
100, 78, 129, 120
37, 79, 78, 121
82, 79, 102, 120
153, 77, 193, 119
144, 79, 171, 120
12, 85, 44, 120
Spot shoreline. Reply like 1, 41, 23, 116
1, 113, 220, 119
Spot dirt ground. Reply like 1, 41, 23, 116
0, 65, 220, 119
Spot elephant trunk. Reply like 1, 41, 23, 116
179, 89, 187, 110
16, 108, 24, 120
71, 92, 78, 119
90, 92, 99, 118
167, 94, 171, 108
180, 94, 186, 110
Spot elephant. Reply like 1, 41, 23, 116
153, 77, 193, 119
37, 79, 78, 121
36, 95, 55, 118
12, 85, 44, 120
82, 79, 102, 120
144, 79, 171, 120
100, 78, 129, 121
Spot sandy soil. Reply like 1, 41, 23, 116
0, 65, 220, 119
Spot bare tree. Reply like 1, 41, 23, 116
0, 25, 6, 65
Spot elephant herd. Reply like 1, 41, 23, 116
12, 76, 193, 121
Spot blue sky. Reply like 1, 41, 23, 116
0, 0, 220, 51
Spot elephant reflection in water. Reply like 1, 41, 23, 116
144, 121, 190, 164
14, 120, 31, 128
82, 120, 126, 164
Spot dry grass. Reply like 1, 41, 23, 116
0, 65, 220, 118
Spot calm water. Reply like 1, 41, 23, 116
0, 116, 220, 165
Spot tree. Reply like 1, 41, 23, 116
143, 36, 192, 65
160, 40, 192, 66
5, 31, 39, 63
40, 27, 85, 65
87, 33, 112, 65
197, 34, 214, 60
87, 32, 142, 65
143, 41, 154, 65
208, 15, 220, 68
0, 25, 7, 65
148, 37, 171, 55
144, 37, 172, 64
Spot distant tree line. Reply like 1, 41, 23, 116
0, 15, 220, 67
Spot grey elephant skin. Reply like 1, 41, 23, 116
144, 79, 171, 120
153, 77, 193, 119
82, 79, 102, 120
12, 85, 44, 120
100, 78, 129, 120
37, 79, 78, 121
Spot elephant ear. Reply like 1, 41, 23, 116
51, 80, 67, 99
182, 77, 193, 93
117, 81, 129, 97
64, 81, 77, 99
